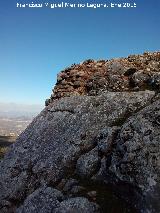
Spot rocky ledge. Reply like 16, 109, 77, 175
46, 51, 160, 105
0, 52, 160, 213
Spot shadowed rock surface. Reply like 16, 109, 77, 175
0, 52, 160, 213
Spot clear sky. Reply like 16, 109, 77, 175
0, 0, 160, 105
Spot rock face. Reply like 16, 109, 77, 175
0, 52, 160, 213
46, 52, 160, 105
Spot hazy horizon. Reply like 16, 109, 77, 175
0, 102, 43, 118
0, 102, 43, 108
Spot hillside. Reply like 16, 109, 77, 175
0, 52, 160, 213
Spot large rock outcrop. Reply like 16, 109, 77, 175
0, 52, 160, 213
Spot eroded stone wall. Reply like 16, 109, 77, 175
46, 52, 160, 106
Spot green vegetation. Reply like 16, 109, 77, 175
0, 147, 8, 159
0, 136, 16, 159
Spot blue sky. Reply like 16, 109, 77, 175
0, 0, 160, 105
